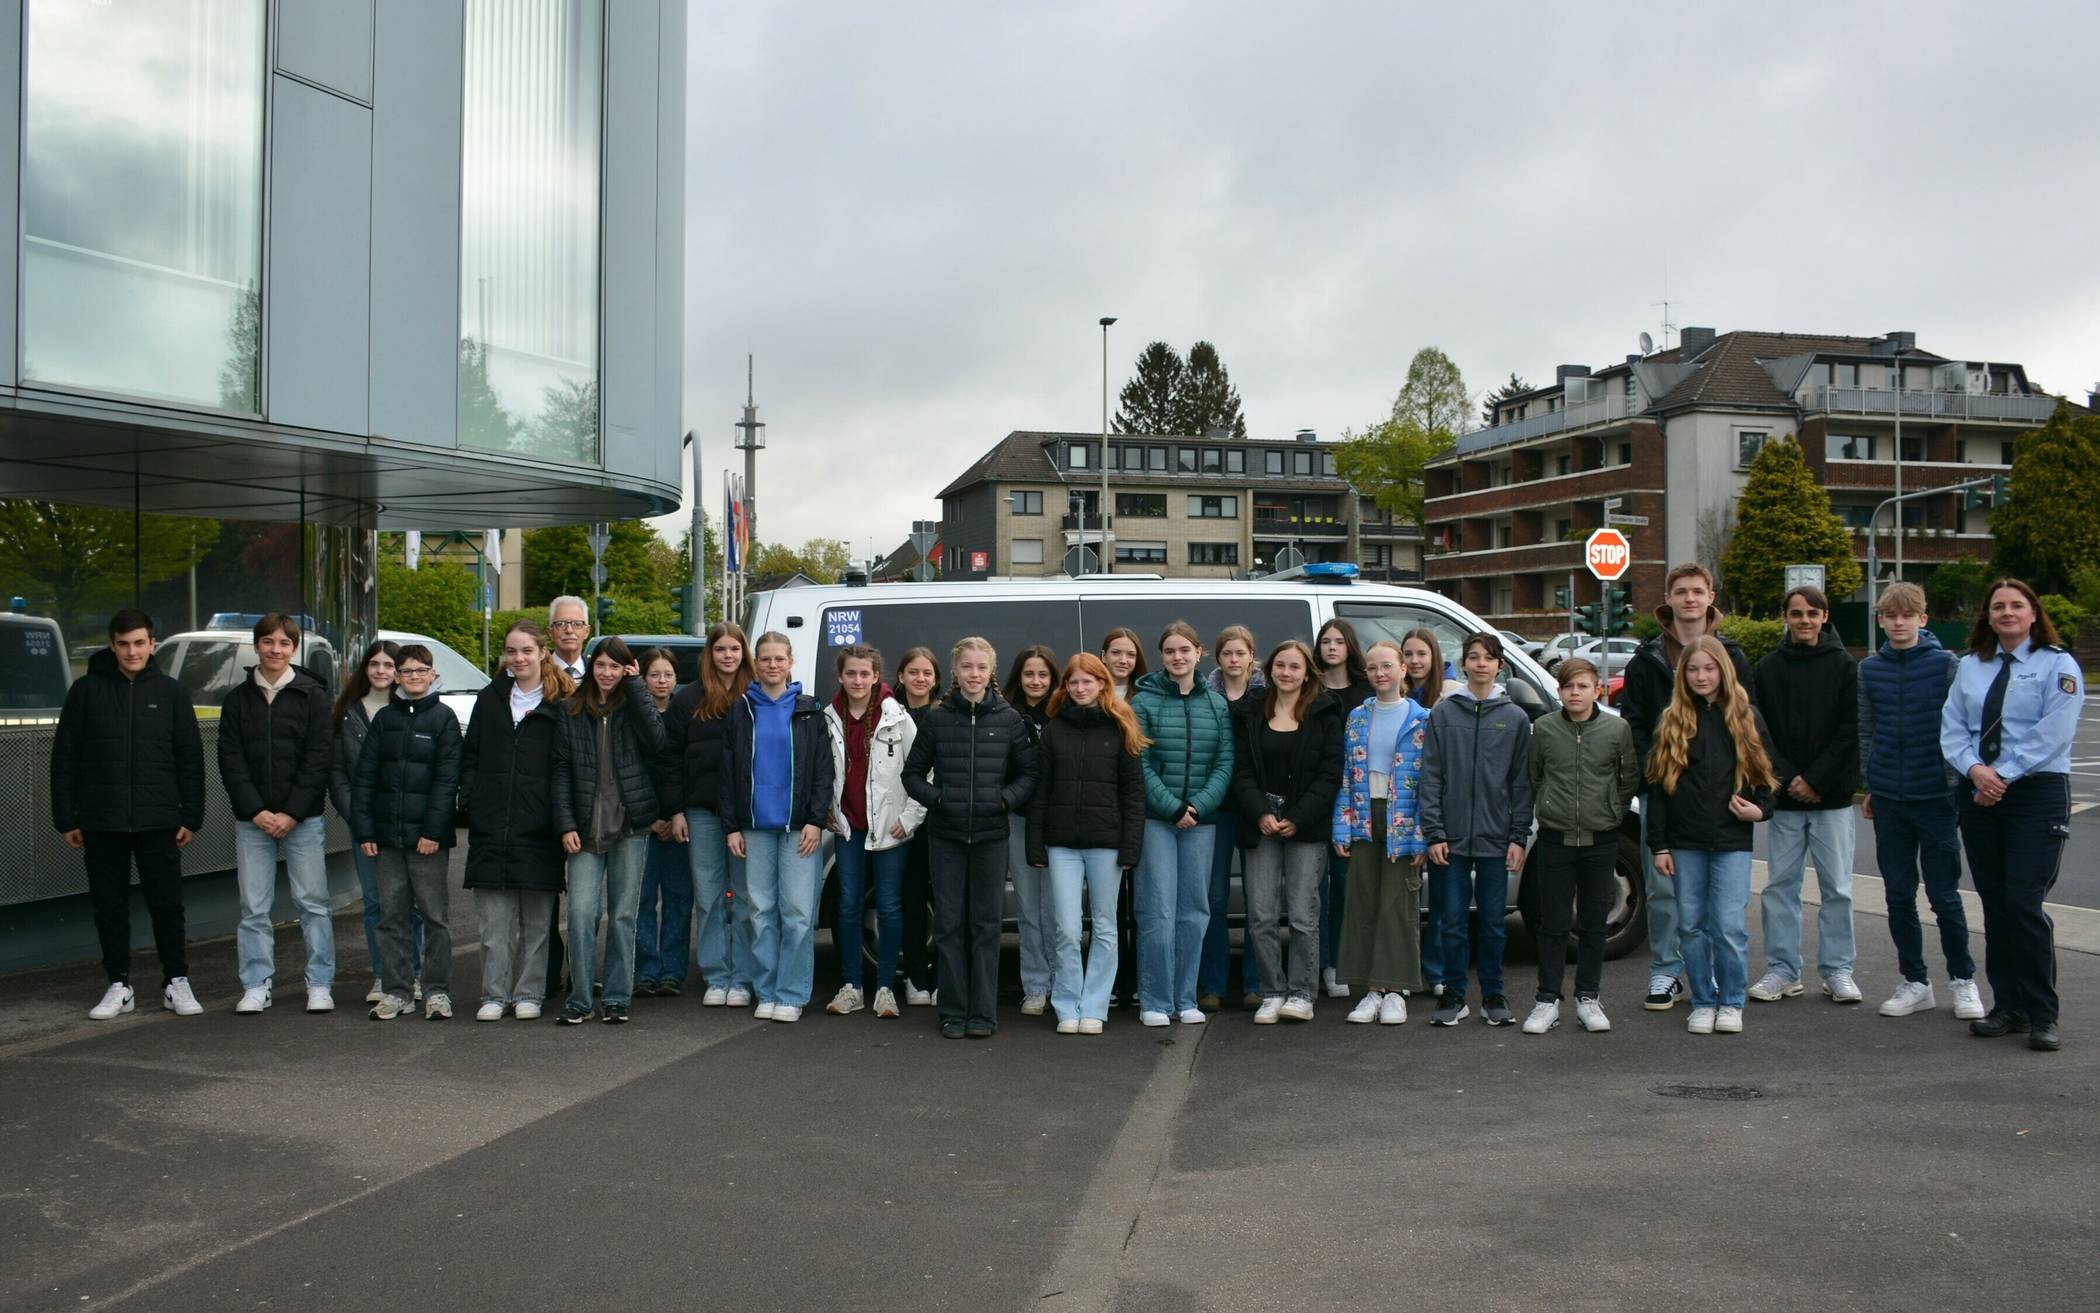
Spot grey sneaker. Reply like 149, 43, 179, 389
1747, 971, 1802, 1002
1481, 994, 1514, 1026
424, 992, 452, 1020
825, 984, 864, 1015
369, 993, 411, 1021
872, 987, 900, 1019
1431, 995, 1470, 1026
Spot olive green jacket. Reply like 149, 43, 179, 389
1527, 707, 1638, 846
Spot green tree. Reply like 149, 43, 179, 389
376, 555, 481, 662
459, 337, 516, 449
748, 538, 850, 584
1332, 417, 1456, 533
219, 284, 261, 412
1720, 435, 1864, 618
0, 502, 219, 632
1925, 558, 1989, 619
1391, 346, 1473, 435
1989, 401, 2100, 595
1114, 341, 1185, 434
1179, 341, 1247, 438
520, 521, 664, 605
1480, 371, 1531, 428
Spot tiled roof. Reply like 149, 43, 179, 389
938, 431, 1068, 499
1648, 331, 1944, 413
938, 429, 1352, 500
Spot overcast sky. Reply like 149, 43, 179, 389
662, 1, 2100, 558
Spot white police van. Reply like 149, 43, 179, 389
745, 566, 1646, 963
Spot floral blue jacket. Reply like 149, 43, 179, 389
1331, 695, 1430, 860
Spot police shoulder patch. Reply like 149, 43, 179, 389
2061, 673, 2079, 696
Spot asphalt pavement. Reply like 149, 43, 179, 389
3, 876, 2095, 1313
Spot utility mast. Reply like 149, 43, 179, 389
734, 355, 765, 544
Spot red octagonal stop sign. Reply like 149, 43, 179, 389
1584, 527, 1632, 581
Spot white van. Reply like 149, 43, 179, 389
745, 569, 1647, 961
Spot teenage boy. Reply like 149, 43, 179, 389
1419, 632, 1535, 1027
53, 610, 207, 1019
1523, 658, 1638, 1034
1859, 583, 1981, 1020
1748, 587, 1862, 1004
219, 613, 336, 1014
1618, 563, 1751, 1010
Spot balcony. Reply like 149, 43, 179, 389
1253, 516, 1347, 540
1453, 392, 1639, 457
1360, 519, 1424, 539
1802, 386, 2057, 426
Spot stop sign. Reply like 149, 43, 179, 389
1584, 527, 1632, 581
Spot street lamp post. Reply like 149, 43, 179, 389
1099, 316, 1116, 574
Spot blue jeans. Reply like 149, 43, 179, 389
635, 833, 693, 986
1136, 819, 1214, 1014
1435, 853, 1509, 998
744, 828, 822, 1008
1010, 813, 1055, 999
567, 832, 647, 1012
1198, 812, 1258, 998
685, 809, 751, 992
1640, 794, 1684, 979
351, 844, 420, 980
1420, 861, 1446, 989
1047, 846, 1122, 1022
833, 833, 906, 992
1320, 847, 1348, 973
233, 816, 334, 989
1873, 796, 1974, 984
1761, 808, 1857, 980
1674, 848, 1752, 1009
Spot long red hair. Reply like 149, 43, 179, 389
1048, 653, 1150, 755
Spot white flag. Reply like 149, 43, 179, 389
405, 530, 421, 571
485, 529, 502, 573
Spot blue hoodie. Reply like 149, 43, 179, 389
747, 681, 801, 830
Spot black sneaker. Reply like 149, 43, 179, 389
602, 1003, 629, 1024
965, 1021, 995, 1039
558, 1004, 593, 1025
941, 1018, 966, 1039
1431, 994, 1469, 1026
657, 980, 682, 998
2028, 1019, 2060, 1051
1644, 976, 1685, 1011
633, 980, 659, 998
1481, 994, 1514, 1026
1970, 1009, 2030, 1038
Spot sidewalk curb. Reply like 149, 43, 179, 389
1752, 861, 2100, 958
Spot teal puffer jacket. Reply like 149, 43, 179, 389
1130, 669, 1235, 824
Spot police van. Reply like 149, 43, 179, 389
745, 566, 1648, 962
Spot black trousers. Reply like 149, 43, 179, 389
930, 833, 1006, 1029
1114, 870, 1138, 1002
1959, 773, 2069, 1024
899, 832, 934, 988
1532, 833, 1617, 1002
84, 830, 188, 985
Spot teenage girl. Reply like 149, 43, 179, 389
1201, 625, 1266, 1009
1313, 618, 1372, 999
1101, 628, 1148, 704
1332, 639, 1431, 1026
1402, 627, 1453, 994
667, 623, 754, 1006
822, 644, 926, 1019
330, 638, 410, 1005
1100, 627, 1149, 1003
1005, 645, 1061, 1016
892, 646, 942, 1005
633, 648, 691, 996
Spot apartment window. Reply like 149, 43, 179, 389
1226, 449, 1245, 474
1116, 493, 1166, 518
2000, 441, 2015, 464
1010, 538, 1044, 565
1826, 434, 1876, 461
1321, 452, 1338, 477
1547, 396, 1562, 413
1900, 436, 1924, 462
1009, 490, 1043, 515
1554, 517, 1573, 541
1115, 541, 1168, 566
1103, 445, 1118, 471
1835, 363, 1859, 387
1254, 500, 1287, 524
1188, 494, 1238, 518
1264, 449, 1284, 476
1363, 544, 1389, 569
1835, 504, 1875, 530
1068, 443, 1091, 469
1956, 440, 1967, 463
1618, 443, 1633, 465
1555, 455, 1571, 476
1172, 446, 1195, 474
1197, 447, 1221, 475
1148, 446, 1169, 472
1188, 542, 1239, 567
1292, 451, 1314, 476
1736, 430, 1770, 469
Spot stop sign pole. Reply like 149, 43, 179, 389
1583, 527, 1635, 680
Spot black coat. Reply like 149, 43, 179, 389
1749, 626, 1859, 810
665, 681, 730, 815
329, 698, 377, 821
1229, 690, 1345, 846
1025, 702, 1145, 868
50, 648, 205, 834
350, 693, 463, 849
459, 676, 567, 892
1620, 611, 1752, 769
902, 688, 1040, 844
218, 666, 334, 822
549, 677, 673, 837
1646, 699, 1778, 855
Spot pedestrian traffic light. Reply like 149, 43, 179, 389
1606, 588, 1635, 636
600, 597, 618, 626
670, 584, 693, 632
1554, 584, 1572, 610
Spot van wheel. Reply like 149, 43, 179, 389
1514, 830, 1647, 962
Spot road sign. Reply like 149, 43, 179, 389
1584, 527, 1632, 582
1062, 545, 1099, 577
1606, 513, 1649, 527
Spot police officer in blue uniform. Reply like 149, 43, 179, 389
1940, 578, 2083, 1052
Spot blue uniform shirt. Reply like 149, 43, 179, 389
1939, 638, 2084, 783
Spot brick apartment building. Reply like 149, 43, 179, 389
1423, 327, 2066, 636
937, 429, 1425, 581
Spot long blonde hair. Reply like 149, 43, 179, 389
1047, 653, 1151, 755
1646, 635, 1773, 795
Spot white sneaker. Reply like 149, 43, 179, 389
1020, 993, 1048, 1016
424, 992, 452, 1020
1686, 1006, 1717, 1034
514, 1000, 542, 1021
368, 993, 410, 1021
364, 980, 384, 1004
1056, 1018, 1080, 1034
772, 1005, 802, 1023
1715, 1005, 1743, 1033
163, 978, 203, 1016
1252, 997, 1283, 1025
1822, 972, 1863, 1004
754, 1001, 777, 1021
826, 984, 864, 1015
235, 984, 272, 1014
476, 1001, 505, 1022
305, 986, 335, 1014
1879, 980, 1936, 1017
1575, 997, 1610, 1032
1177, 1008, 1206, 1025
1347, 992, 1383, 1024
89, 983, 134, 1020
872, 987, 900, 1019
1078, 1018, 1104, 1035
1522, 1000, 1560, 1034
1378, 992, 1408, 1025
725, 986, 754, 1008
701, 986, 729, 1007
1321, 967, 1350, 998
1950, 978, 1986, 1021
903, 978, 933, 1007
1279, 996, 1315, 1022
1139, 1010, 1171, 1027
1747, 971, 1801, 1001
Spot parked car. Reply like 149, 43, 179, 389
156, 628, 339, 704
0, 610, 71, 719
1568, 636, 1642, 680
1537, 632, 1587, 670
586, 633, 709, 684
375, 629, 488, 727
1497, 629, 1547, 661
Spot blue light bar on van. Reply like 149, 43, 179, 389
1303, 563, 1358, 580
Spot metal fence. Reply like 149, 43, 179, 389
1803, 386, 2058, 424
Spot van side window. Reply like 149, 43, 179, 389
1080, 598, 1313, 672
815, 600, 1083, 702
1332, 601, 1556, 717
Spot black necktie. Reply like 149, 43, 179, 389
1978, 651, 2013, 765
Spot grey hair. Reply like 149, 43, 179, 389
548, 595, 590, 624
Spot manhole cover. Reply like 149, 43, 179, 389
1650, 1082, 1762, 1101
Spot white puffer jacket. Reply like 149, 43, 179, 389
824, 696, 928, 851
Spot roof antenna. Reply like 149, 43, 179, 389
1651, 254, 1681, 350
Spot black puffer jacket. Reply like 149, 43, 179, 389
50, 648, 205, 834
1025, 701, 1145, 868
459, 676, 566, 892
665, 681, 731, 814
350, 692, 463, 849
1229, 690, 1345, 847
718, 686, 834, 833
1749, 625, 1858, 811
550, 677, 673, 838
329, 698, 378, 821
1646, 699, 1778, 855
218, 665, 334, 821
902, 688, 1040, 844
1620, 607, 1752, 769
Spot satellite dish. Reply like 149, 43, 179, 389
1639, 331, 1655, 356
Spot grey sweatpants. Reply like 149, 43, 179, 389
1244, 836, 1324, 1002
476, 888, 554, 1006
374, 846, 452, 998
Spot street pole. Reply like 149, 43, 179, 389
1100, 316, 1116, 574
1866, 474, 1993, 640
1892, 360, 1904, 588
685, 429, 705, 635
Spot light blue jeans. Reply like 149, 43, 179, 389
567, 832, 647, 1013
1674, 848, 1752, 1009
1010, 813, 1055, 999
1761, 808, 1857, 981
1136, 820, 1214, 1014
234, 816, 334, 989
744, 827, 822, 1008
1640, 795, 1684, 980
1047, 846, 1122, 1022
685, 809, 751, 992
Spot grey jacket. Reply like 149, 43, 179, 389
1418, 686, 1536, 859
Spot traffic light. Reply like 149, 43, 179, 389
670, 584, 693, 633
1605, 586, 1635, 636
1575, 603, 1604, 636
1964, 474, 2011, 510
600, 597, 618, 626
1553, 584, 1572, 610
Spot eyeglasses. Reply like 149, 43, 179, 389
397, 665, 434, 677
550, 619, 589, 630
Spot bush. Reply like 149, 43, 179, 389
597, 594, 677, 636
1926, 559, 1989, 620
1631, 613, 1662, 641
2041, 594, 2087, 639
1716, 615, 1786, 665
376, 558, 480, 660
